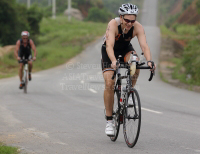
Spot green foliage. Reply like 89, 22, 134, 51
85, 7, 113, 22
197, 0, 200, 13
182, 39, 200, 84
0, 1, 43, 46
0, 142, 19, 154
165, 13, 181, 28
158, 0, 177, 25
15, 4, 30, 33
173, 24, 197, 35
42, 6, 52, 18
27, 4, 43, 36
0, 0, 18, 45
0, 16, 107, 78
183, 0, 193, 10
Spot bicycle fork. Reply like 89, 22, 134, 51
23, 64, 28, 82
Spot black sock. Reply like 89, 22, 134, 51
106, 116, 113, 121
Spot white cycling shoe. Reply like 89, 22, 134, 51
105, 121, 115, 136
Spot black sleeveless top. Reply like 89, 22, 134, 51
19, 39, 31, 53
114, 25, 134, 50
104, 22, 134, 51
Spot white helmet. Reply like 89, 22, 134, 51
118, 3, 139, 16
21, 31, 30, 37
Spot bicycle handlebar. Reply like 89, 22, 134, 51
111, 61, 155, 81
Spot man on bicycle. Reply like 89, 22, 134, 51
14, 31, 37, 89
101, 3, 156, 136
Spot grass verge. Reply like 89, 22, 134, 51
0, 142, 19, 154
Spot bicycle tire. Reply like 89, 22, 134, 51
123, 88, 141, 148
24, 71, 27, 94
110, 85, 121, 142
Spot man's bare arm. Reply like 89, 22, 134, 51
136, 24, 151, 61
14, 40, 20, 60
30, 39, 37, 58
105, 19, 117, 63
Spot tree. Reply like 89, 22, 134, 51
27, 4, 43, 35
0, 0, 19, 45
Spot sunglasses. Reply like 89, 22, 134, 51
123, 17, 136, 23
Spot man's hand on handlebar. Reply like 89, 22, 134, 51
17, 57, 21, 61
111, 60, 118, 70
147, 61, 156, 72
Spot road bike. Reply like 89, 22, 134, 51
110, 54, 155, 148
20, 59, 29, 93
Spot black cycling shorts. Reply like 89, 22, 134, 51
18, 50, 32, 63
101, 44, 135, 71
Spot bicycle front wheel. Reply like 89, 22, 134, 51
24, 71, 28, 94
123, 88, 141, 148
110, 86, 120, 142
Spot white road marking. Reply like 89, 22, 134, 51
141, 107, 163, 114
89, 88, 97, 93
81, 80, 84, 84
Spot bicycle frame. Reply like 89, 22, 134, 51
22, 60, 29, 93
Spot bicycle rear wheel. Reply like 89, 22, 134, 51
123, 88, 141, 148
110, 86, 120, 142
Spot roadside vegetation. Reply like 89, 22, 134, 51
158, 0, 200, 87
0, 142, 19, 154
0, 16, 107, 78
0, 0, 144, 79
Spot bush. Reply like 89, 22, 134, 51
85, 7, 113, 22
182, 39, 200, 84
0, 0, 19, 45
183, 0, 193, 10
197, 0, 200, 13
165, 13, 180, 28
27, 4, 43, 36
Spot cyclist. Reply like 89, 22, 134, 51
14, 31, 37, 89
101, 3, 156, 136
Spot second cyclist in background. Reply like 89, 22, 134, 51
14, 31, 37, 89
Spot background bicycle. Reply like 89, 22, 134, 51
19, 59, 30, 93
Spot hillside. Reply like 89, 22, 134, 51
170, 0, 183, 15
177, 0, 200, 24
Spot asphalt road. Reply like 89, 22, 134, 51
1, 0, 200, 153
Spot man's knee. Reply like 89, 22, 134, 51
105, 80, 115, 91
19, 64, 23, 71
28, 61, 32, 65
132, 69, 140, 80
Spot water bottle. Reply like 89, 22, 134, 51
139, 53, 145, 64
130, 54, 137, 76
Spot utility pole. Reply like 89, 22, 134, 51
68, 0, 71, 21
52, 0, 56, 19
27, 0, 31, 8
